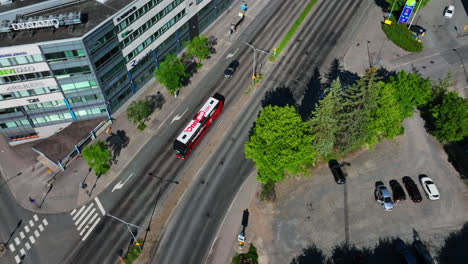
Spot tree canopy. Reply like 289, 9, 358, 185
127, 99, 152, 131
430, 91, 468, 142
82, 140, 110, 175
385, 0, 430, 12
390, 70, 431, 119
245, 105, 316, 184
154, 53, 187, 94
183, 35, 210, 64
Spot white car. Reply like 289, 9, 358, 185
419, 174, 440, 200
444, 5, 454, 18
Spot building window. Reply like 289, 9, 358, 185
100, 59, 125, 83
60, 80, 98, 93
0, 119, 29, 128
0, 71, 51, 84
196, 0, 204, 4
53, 66, 91, 79
44, 49, 86, 63
117, 0, 166, 33
31, 112, 72, 125
23, 100, 66, 111
0, 107, 21, 115
94, 45, 121, 69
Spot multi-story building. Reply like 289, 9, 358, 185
0, 0, 232, 144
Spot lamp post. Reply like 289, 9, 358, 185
106, 213, 144, 251
243, 42, 269, 85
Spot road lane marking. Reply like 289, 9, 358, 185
94, 197, 106, 215
76, 203, 94, 226
73, 205, 86, 221
14, 237, 20, 245
25, 242, 30, 250
70, 209, 77, 216
171, 108, 188, 124
28, 220, 34, 227
33, 215, 39, 221
80, 213, 98, 236
29, 236, 35, 244
42, 219, 48, 226
24, 226, 30, 233
19, 231, 25, 239
9, 244, 15, 252
112, 173, 134, 192
82, 217, 101, 241
34, 230, 39, 238
78, 208, 96, 231
38, 224, 44, 232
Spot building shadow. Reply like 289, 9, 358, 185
106, 130, 130, 165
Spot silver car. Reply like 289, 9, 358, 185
375, 181, 394, 211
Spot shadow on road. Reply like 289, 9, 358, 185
261, 86, 297, 108
438, 222, 468, 263
298, 67, 323, 121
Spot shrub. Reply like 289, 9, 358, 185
381, 15, 423, 52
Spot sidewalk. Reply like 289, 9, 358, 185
0, 0, 267, 214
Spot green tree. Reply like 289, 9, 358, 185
82, 140, 110, 175
390, 70, 431, 119
154, 53, 187, 94
245, 105, 316, 184
183, 35, 210, 65
126, 99, 152, 131
430, 91, 468, 142
308, 78, 344, 159
366, 82, 404, 147
385, 0, 430, 11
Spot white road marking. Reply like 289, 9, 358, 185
15, 255, 21, 263
70, 209, 77, 216
78, 208, 96, 231
25, 242, 31, 250
94, 197, 106, 215
9, 244, 15, 252
112, 173, 134, 192
75, 203, 94, 226
82, 217, 101, 241
24, 226, 30, 233
33, 215, 39, 221
19, 231, 25, 239
34, 230, 40, 238
80, 213, 98, 236
38, 224, 44, 232
29, 236, 36, 244
226, 48, 239, 59
20, 248, 25, 256
73, 205, 86, 221
14, 237, 20, 245
28, 220, 34, 227
42, 218, 48, 226
171, 108, 188, 124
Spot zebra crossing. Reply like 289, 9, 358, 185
8, 214, 48, 263
70, 197, 106, 241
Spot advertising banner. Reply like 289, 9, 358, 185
398, 0, 417, 24
0, 92, 64, 109
0, 62, 50, 77
0, 78, 57, 93
0, 45, 41, 59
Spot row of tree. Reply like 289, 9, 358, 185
245, 68, 468, 184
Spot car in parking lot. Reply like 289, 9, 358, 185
409, 25, 426, 35
403, 176, 422, 203
395, 239, 418, 264
328, 160, 345, 184
375, 181, 394, 211
224, 60, 239, 78
389, 180, 406, 203
419, 174, 440, 200
444, 5, 454, 18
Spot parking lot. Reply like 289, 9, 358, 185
248, 114, 468, 263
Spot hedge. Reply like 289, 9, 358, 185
381, 15, 423, 52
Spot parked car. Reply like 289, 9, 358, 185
395, 239, 418, 264
328, 160, 345, 184
444, 5, 454, 18
375, 181, 394, 211
409, 25, 426, 35
389, 180, 406, 203
413, 240, 435, 264
403, 176, 422, 203
224, 60, 239, 78
419, 174, 440, 200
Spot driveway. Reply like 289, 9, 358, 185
248, 113, 468, 264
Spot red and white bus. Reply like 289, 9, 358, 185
173, 93, 225, 159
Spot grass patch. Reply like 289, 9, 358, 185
463, 178, 468, 186
269, 0, 318, 62
232, 244, 258, 264
260, 180, 276, 201
381, 15, 423, 52
123, 241, 142, 264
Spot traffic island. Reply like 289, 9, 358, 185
232, 244, 258, 264
121, 241, 143, 264
381, 15, 423, 52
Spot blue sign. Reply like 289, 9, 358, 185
398, 0, 417, 24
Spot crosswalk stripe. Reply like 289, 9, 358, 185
80, 213, 98, 236
25, 242, 31, 250
14, 255, 21, 263
34, 230, 40, 238
19, 231, 25, 239
73, 205, 86, 221
24, 225, 30, 233
33, 215, 39, 221
70, 209, 77, 216
38, 224, 44, 232
94, 197, 106, 215
28, 220, 34, 227
20, 248, 25, 256
82, 217, 101, 241
78, 208, 96, 231
9, 244, 15, 252
42, 218, 48, 226
29, 236, 36, 244
14, 237, 20, 245
75, 203, 94, 226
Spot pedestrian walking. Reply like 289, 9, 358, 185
28, 197, 35, 203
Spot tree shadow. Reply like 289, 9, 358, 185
208, 35, 217, 55
181, 56, 198, 86
261, 86, 296, 108
298, 67, 323, 121
375, 67, 397, 82
368, 237, 403, 264
438, 222, 468, 263
106, 130, 130, 165
146, 91, 165, 111
290, 244, 330, 264
325, 59, 360, 91
331, 242, 372, 264
374, 0, 390, 11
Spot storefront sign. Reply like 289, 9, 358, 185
0, 92, 64, 109
0, 62, 50, 77
0, 78, 57, 93
11, 19, 60, 31
0, 45, 41, 59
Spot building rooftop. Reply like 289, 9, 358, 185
0, 0, 133, 47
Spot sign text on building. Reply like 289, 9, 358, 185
11, 19, 60, 31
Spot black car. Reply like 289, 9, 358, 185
402, 176, 422, 203
409, 25, 426, 35
224, 60, 239, 78
389, 180, 406, 203
328, 160, 345, 184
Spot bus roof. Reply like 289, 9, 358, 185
175, 96, 220, 145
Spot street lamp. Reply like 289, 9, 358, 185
106, 213, 144, 251
243, 42, 269, 85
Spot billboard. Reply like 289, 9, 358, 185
398, 0, 417, 24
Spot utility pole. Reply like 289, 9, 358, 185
106, 213, 144, 251
408, 0, 423, 28
243, 42, 269, 85
387, 0, 398, 19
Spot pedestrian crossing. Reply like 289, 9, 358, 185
70, 197, 106, 241
8, 214, 48, 263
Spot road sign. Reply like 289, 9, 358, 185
398, 0, 416, 24
384, 20, 392, 25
